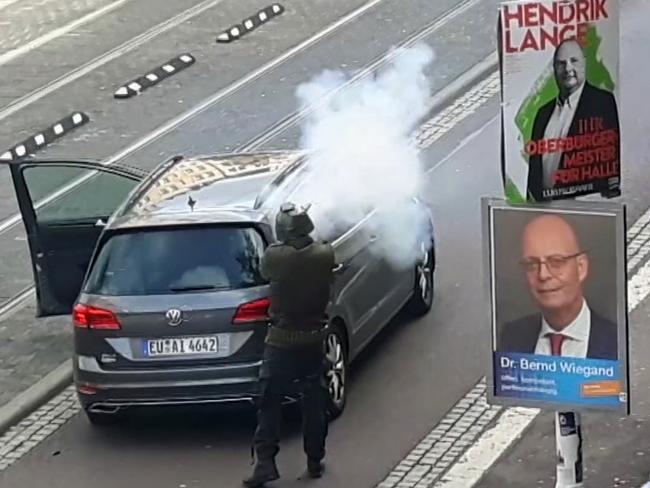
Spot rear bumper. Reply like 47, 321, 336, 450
74, 355, 264, 412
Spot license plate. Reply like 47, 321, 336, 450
145, 335, 221, 357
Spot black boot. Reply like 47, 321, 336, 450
243, 458, 279, 487
307, 458, 324, 478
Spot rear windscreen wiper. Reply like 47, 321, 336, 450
168, 285, 229, 292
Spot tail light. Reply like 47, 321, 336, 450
73, 304, 121, 330
77, 385, 99, 395
232, 297, 270, 324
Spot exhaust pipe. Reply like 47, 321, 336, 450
87, 404, 121, 414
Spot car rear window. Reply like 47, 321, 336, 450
84, 226, 266, 296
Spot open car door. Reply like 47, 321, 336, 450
6, 160, 146, 317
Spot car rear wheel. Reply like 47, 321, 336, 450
405, 242, 435, 317
324, 326, 347, 420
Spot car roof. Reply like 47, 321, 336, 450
107, 150, 306, 230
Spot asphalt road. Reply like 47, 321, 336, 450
0, 0, 648, 487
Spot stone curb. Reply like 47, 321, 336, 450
0, 359, 72, 435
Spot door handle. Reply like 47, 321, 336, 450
333, 263, 346, 273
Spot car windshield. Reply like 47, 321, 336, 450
84, 226, 266, 296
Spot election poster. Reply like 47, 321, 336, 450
498, 0, 621, 203
482, 198, 629, 412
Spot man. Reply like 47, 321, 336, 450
526, 39, 620, 201
498, 214, 617, 360
243, 202, 336, 487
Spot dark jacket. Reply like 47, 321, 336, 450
497, 311, 618, 360
527, 82, 620, 201
261, 238, 335, 347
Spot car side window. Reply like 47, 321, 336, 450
256, 160, 306, 209
22, 166, 137, 225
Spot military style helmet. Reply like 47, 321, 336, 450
275, 202, 315, 242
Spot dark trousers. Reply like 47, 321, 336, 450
252, 343, 328, 462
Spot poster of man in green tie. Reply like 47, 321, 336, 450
482, 198, 629, 411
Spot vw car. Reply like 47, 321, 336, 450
7, 150, 436, 425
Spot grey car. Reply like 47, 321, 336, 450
7, 150, 436, 425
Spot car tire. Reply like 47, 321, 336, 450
405, 242, 435, 317
324, 325, 347, 420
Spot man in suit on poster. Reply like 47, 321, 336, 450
498, 214, 617, 360
526, 39, 620, 201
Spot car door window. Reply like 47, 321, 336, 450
22, 166, 136, 225
9, 162, 142, 316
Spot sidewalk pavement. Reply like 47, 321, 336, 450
477, 296, 650, 488
0, 299, 70, 411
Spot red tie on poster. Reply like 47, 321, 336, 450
549, 333, 566, 356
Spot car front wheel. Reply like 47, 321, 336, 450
405, 242, 435, 317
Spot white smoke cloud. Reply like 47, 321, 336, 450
292, 42, 436, 270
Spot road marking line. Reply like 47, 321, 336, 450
0, 0, 129, 68
0, 0, 228, 123
432, 407, 539, 488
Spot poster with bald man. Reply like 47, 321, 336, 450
498, 0, 621, 203
483, 198, 629, 412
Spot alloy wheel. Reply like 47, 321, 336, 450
325, 331, 346, 411
416, 242, 433, 303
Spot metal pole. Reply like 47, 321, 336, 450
555, 411, 584, 488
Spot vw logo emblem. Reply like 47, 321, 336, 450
165, 309, 183, 327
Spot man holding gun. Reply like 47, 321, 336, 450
243, 202, 336, 487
